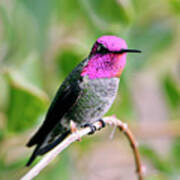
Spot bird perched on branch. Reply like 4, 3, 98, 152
26, 35, 141, 166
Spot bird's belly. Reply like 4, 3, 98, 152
63, 77, 119, 126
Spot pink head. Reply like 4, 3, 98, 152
81, 35, 141, 79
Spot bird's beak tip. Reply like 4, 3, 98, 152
124, 49, 142, 53
113, 49, 142, 54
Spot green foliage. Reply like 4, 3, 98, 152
169, 0, 180, 15
163, 75, 180, 108
56, 50, 82, 79
0, 0, 179, 179
163, 75, 180, 119
5, 71, 48, 133
35, 152, 72, 180
88, 0, 130, 24
171, 139, 180, 169
140, 144, 180, 180
140, 145, 173, 174
127, 21, 174, 69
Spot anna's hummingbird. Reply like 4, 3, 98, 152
26, 35, 141, 166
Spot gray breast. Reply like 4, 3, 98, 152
64, 76, 119, 126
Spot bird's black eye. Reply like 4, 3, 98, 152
96, 43, 108, 54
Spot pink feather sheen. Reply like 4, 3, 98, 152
97, 35, 127, 51
81, 53, 127, 79
81, 36, 128, 79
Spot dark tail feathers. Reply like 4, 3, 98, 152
26, 130, 70, 166
26, 127, 46, 147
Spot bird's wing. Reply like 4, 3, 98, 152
27, 82, 81, 147
26, 60, 85, 148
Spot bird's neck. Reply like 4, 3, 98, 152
81, 54, 126, 79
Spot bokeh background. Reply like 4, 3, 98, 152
0, 0, 180, 180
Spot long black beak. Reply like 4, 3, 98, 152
113, 49, 142, 54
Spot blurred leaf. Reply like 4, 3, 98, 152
55, 0, 84, 22
0, 3, 41, 63
35, 152, 71, 180
0, 6, 13, 44
171, 138, 180, 169
127, 21, 174, 69
145, 174, 168, 180
5, 70, 49, 133
163, 75, 180, 119
0, 75, 9, 111
20, 53, 44, 89
0, 1, 51, 63
0, 158, 26, 180
0, 129, 4, 142
21, 0, 53, 27
163, 75, 180, 108
140, 145, 173, 174
87, 0, 130, 25
55, 0, 130, 33
169, 0, 180, 15
20, 0, 54, 52
0, 112, 6, 142
74, 135, 98, 154
56, 50, 82, 80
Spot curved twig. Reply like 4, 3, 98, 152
21, 116, 144, 180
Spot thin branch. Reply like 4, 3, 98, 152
21, 116, 144, 180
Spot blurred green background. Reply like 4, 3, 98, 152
0, 0, 180, 179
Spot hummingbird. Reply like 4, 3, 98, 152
26, 35, 141, 166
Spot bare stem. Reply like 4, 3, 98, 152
21, 116, 144, 180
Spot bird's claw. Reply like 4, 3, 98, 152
98, 119, 106, 129
82, 119, 106, 134
82, 123, 97, 135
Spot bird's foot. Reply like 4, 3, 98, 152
70, 120, 81, 141
82, 123, 97, 135
82, 119, 106, 135
98, 119, 106, 130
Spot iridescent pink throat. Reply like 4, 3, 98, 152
81, 53, 126, 79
